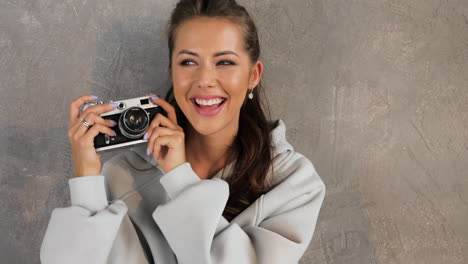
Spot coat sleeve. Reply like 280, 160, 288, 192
152, 152, 326, 264
40, 175, 149, 264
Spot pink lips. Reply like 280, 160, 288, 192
191, 97, 227, 117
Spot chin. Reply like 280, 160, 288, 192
189, 119, 223, 136
183, 104, 225, 131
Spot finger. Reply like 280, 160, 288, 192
151, 133, 183, 160
79, 103, 117, 120
70, 113, 97, 141
69, 95, 99, 128
70, 102, 117, 129
150, 97, 178, 126
146, 113, 180, 140
83, 124, 117, 143
72, 112, 116, 138
70, 102, 117, 132
147, 126, 177, 155
74, 112, 115, 135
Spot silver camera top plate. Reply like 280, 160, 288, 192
100, 94, 160, 117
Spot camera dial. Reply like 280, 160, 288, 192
117, 102, 126, 110
80, 100, 104, 114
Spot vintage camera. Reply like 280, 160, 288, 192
79, 94, 166, 152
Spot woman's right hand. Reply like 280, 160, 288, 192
68, 95, 118, 177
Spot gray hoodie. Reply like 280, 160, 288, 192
40, 119, 326, 264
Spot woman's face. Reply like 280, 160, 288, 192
171, 17, 262, 137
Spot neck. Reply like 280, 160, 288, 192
185, 119, 238, 178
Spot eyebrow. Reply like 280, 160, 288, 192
177, 49, 239, 57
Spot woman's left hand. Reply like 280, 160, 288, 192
145, 96, 186, 173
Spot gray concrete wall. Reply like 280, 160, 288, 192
1, 0, 466, 263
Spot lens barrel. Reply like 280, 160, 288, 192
118, 106, 149, 139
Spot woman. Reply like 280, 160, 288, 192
40, 0, 326, 263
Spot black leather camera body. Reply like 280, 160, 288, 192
79, 94, 165, 152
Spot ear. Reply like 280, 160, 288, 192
249, 60, 264, 89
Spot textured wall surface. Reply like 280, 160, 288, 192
1, 0, 467, 263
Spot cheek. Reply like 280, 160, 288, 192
171, 71, 189, 102
219, 69, 249, 90
172, 68, 192, 87
172, 66, 250, 96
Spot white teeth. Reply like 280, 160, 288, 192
194, 98, 225, 106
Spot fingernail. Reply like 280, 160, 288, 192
109, 120, 117, 125
111, 130, 117, 136
151, 96, 159, 100
146, 147, 150, 156
143, 132, 148, 140
153, 156, 158, 163
109, 102, 118, 108
90, 95, 98, 99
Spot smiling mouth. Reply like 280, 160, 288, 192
190, 98, 227, 108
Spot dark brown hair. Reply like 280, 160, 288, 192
163, 0, 278, 222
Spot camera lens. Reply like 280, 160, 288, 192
118, 107, 149, 139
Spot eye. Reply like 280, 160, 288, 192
217, 60, 235, 66
180, 60, 196, 66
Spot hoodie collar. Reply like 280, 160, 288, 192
128, 119, 294, 175
270, 119, 294, 156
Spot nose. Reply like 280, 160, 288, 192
196, 64, 217, 88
